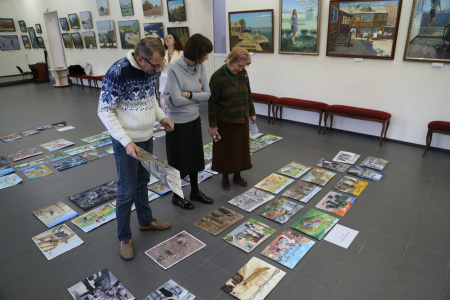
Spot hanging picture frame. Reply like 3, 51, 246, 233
80, 11, 93, 29
167, 26, 189, 46
0, 18, 15, 32
167, 0, 186, 22
18, 20, 27, 33
279, 0, 320, 55
326, 0, 403, 60
68, 13, 81, 29
82, 31, 97, 49
118, 20, 140, 49
96, 0, 110, 16
97, 20, 117, 48
36, 37, 45, 48
403, 0, 450, 63
71, 32, 84, 49
21, 35, 31, 48
0, 35, 20, 51
228, 9, 274, 53
143, 0, 163, 17
144, 22, 164, 40
120, 0, 134, 16
35, 24, 42, 34
59, 17, 69, 31
28, 27, 38, 49
61, 33, 73, 48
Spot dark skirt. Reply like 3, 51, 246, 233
212, 118, 252, 174
166, 117, 205, 178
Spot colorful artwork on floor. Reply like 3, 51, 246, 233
148, 179, 189, 195
0, 173, 22, 189
145, 231, 205, 269
291, 209, 339, 240
194, 206, 244, 235
315, 191, 356, 216
360, 156, 389, 171
19, 129, 40, 136
222, 218, 276, 253
228, 187, 275, 212
68, 180, 118, 211
14, 157, 49, 171
0, 166, 14, 176
71, 203, 117, 233
32, 201, 78, 228
21, 164, 53, 180
32, 224, 83, 260
315, 158, 351, 173
185, 170, 213, 183
88, 137, 112, 148
301, 168, 336, 186
103, 146, 114, 154
0, 156, 8, 166
258, 197, 303, 224
81, 133, 110, 143
144, 279, 195, 300
0, 133, 22, 142
261, 230, 316, 269
40, 139, 75, 152
64, 144, 95, 156
332, 151, 360, 164
8, 147, 43, 161
282, 181, 322, 203
79, 149, 109, 161
347, 165, 386, 182
53, 156, 88, 171
254, 173, 294, 194
203, 142, 213, 160
44, 150, 73, 162
277, 161, 312, 178
334, 176, 368, 196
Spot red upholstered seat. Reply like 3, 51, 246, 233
251, 93, 277, 123
326, 105, 391, 120
428, 121, 450, 131
273, 97, 329, 110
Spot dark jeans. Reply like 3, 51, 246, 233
112, 137, 154, 241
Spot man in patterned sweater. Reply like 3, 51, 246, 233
98, 37, 174, 261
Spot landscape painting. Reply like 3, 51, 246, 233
53, 156, 88, 171
62, 33, 73, 48
277, 161, 312, 178
279, 0, 321, 55
0, 18, 15, 32
315, 191, 357, 216
404, 0, 450, 62
229, 9, 274, 53
82, 31, 97, 49
97, 20, 117, 48
167, 27, 189, 46
71, 203, 117, 233
291, 209, 339, 240
255, 173, 294, 194
326, 0, 403, 59
68, 13, 80, 29
144, 22, 164, 40
228, 187, 275, 212
120, 0, 134, 16
118, 20, 140, 49
18, 20, 27, 32
282, 181, 322, 203
258, 197, 303, 224
71, 32, 84, 49
28, 27, 38, 49
96, 0, 110, 16
334, 176, 368, 196
167, 0, 186, 22
360, 156, 389, 170
35, 24, 42, 33
37, 37, 45, 48
143, 0, 163, 17
0, 35, 20, 51
59, 17, 69, 31
80, 11, 93, 29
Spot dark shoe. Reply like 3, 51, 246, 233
172, 194, 195, 210
119, 240, 133, 261
139, 219, 171, 231
190, 191, 213, 204
222, 181, 230, 190
233, 177, 248, 187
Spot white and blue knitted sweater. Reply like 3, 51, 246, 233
98, 50, 166, 147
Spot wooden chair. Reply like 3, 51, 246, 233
423, 121, 450, 156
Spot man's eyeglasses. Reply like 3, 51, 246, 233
140, 57, 166, 69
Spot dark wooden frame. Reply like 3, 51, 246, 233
167, 0, 186, 22
21, 35, 31, 48
61, 33, 73, 48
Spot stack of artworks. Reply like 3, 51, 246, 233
315, 191, 356, 216
316, 158, 351, 172
32, 201, 78, 228
228, 187, 275, 212
277, 161, 311, 178
334, 176, 368, 196
255, 173, 294, 194
301, 168, 336, 186
68, 180, 118, 211
291, 209, 339, 240
194, 206, 244, 235
258, 197, 303, 224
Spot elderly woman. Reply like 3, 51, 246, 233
208, 47, 256, 190
164, 33, 214, 209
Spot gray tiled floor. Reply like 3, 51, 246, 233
0, 82, 449, 299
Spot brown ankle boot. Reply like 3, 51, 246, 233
119, 239, 133, 261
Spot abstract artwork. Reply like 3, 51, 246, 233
32, 201, 78, 228
255, 173, 294, 194
32, 224, 83, 260
68, 180, 118, 211
258, 197, 303, 224
334, 176, 368, 196
315, 191, 356, 216
194, 206, 244, 235
228, 187, 275, 212
291, 209, 339, 240
277, 161, 312, 178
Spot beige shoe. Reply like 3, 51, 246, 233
139, 219, 171, 231
119, 240, 134, 261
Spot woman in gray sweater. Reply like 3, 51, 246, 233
163, 33, 213, 210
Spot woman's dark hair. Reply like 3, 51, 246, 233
164, 33, 183, 51
183, 33, 213, 63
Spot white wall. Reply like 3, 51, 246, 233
226, 0, 450, 150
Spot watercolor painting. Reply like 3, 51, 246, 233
360, 156, 389, 170
334, 176, 368, 196
277, 161, 312, 178
194, 206, 244, 235
291, 209, 339, 240
32, 201, 78, 228
255, 173, 294, 194
258, 197, 303, 224
315, 191, 356, 216
301, 168, 336, 186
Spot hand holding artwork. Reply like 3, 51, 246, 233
125, 142, 140, 159
160, 117, 175, 132
208, 127, 218, 138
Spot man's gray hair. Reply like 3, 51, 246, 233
134, 37, 165, 59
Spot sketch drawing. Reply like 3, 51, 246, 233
68, 180, 118, 211
32, 224, 83, 260
194, 206, 244, 235
228, 187, 275, 212
144, 279, 195, 300
316, 158, 351, 172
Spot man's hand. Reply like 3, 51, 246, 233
125, 142, 140, 159
250, 115, 257, 123
160, 117, 174, 132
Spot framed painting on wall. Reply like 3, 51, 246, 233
68, 13, 80, 29
167, 0, 186, 22
18, 20, 27, 33
21, 35, 31, 48
143, 0, 163, 17
61, 33, 73, 48
96, 0, 110, 16
80, 11, 93, 29
83, 31, 97, 49
120, 0, 134, 16
71, 33, 84, 49
59, 18, 69, 31
404, 0, 450, 63
144, 22, 164, 39
228, 9, 274, 53
35, 24, 42, 34
279, 0, 320, 55
118, 20, 140, 49
0, 18, 15, 32
28, 27, 38, 49
0, 35, 20, 51
36, 37, 45, 48
97, 20, 117, 48
326, 0, 403, 60
167, 26, 189, 46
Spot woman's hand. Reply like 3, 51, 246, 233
181, 91, 191, 98
208, 127, 218, 138
250, 115, 256, 123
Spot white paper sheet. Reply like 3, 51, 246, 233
159, 72, 168, 93
323, 224, 359, 249
56, 126, 75, 132
249, 118, 259, 134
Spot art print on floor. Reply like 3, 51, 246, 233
316, 158, 351, 173
40, 139, 75, 152
255, 173, 294, 194
277, 161, 312, 178
0, 133, 22, 142
53, 156, 88, 171
103, 146, 114, 154
221, 257, 285, 300
21, 165, 53, 180
222, 218, 276, 253
301, 168, 336, 186
261, 230, 316, 269
203, 142, 213, 160
282, 181, 322, 203
334, 176, 368, 196
44, 150, 73, 162
291, 209, 339, 240
347, 165, 386, 182
0, 173, 22, 189
259, 134, 283, 145
68, 268, 134, 300
19, 129, 40, 136
0, 166, 14, 176
194, 206, 244, 236
89, 137, 112, 148
14, 157, 49, 171
148, 179, 189, 195
144, 279, 195, 300
249, 138, 269, 153
332, 151, 360, 164
185, 170, 213, 184
71, 203, 116, 233
32, 224, 83, 260
360, 156, 389, 171
79, 149, 109, 161
68, 180, 118, 211
8, 147, 43, 161
0, 156, 8, 166
228, 187, 275, 212
64, 144, 95, 156
315, 191, 356, 216
145, 231, 205, 269
32, 201, 78, 228
258, 197, 303, 224
323, 224, 359, 249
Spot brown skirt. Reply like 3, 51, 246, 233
212, 118, 252, 174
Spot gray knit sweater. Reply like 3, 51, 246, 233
163, 55, 211, 123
